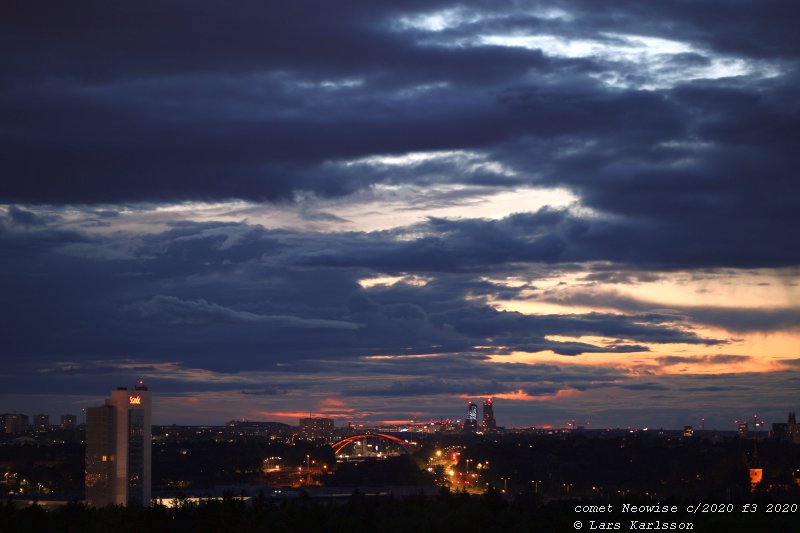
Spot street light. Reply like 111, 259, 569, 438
465, 459, 471, 475
500, 477, 509, 492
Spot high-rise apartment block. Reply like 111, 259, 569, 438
86, 382, 152, 507
1, 413, 29, 434
299, 417, 334, 441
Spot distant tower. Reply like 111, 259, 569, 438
465, 401, 478, 433
86, 381, 152, 507
789, 412, 800, 444
482, 398, 497, 432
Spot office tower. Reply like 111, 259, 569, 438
60, 414, 77, 430
482, 398, 497, 432
465, 401, 478, 433
34, 414, 50, 431
299, 417, 334, 440
86, 381, 152, 507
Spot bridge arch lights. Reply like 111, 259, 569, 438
331, 433, 417, 459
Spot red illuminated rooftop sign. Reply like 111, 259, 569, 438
129, 395, 142, 405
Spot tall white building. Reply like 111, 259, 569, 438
86, 381, 152, 506
465, 401, 478, 433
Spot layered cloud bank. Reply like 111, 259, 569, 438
1, 1, 798, 427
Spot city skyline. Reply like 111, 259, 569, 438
1, 1, 799, 430
3, 396, 798, 432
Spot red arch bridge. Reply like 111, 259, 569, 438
331, 433, 418, 461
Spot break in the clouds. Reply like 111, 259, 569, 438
1, 1, 799, 428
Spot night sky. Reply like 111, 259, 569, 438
2, 1, 799, 429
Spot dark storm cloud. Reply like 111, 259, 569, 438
349, 378, 510, 398
128, 295, 360, 330
339, 354, 628, 398
321, 355, 623, 385
427, 304, 716, 346
349, 378, 575, 398
617, 382, 670, 391
656, 355, 752, 366
2, 1, 799, 425
493, 340, 649, 357
293, 207, 800, 271
543, 288, 800, 333
0, 2, 797, 247
0, 219, 723, 380
0, 1, 556, 204
679, 385, 749, 392
1, 2, 798, 271
240, 388, 287, 396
